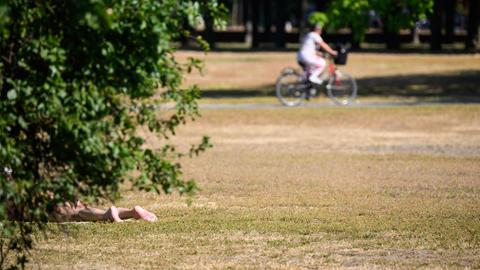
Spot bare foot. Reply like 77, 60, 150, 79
105, 206, 123, 222
133, 206, 157, 222
75, 200, 86, 210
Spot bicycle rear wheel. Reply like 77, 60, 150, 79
326, 70, 357, 106
276, 70, 308, 107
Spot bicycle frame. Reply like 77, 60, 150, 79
301, 53, 337, 85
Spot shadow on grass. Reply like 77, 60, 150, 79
200, 69, 480, 103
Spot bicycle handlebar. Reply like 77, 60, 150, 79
319, 52, 336, 60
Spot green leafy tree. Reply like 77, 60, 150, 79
326, 0, 370, 42
308, 12, 329, 28
370, 0, 432, 33
326, 0, 433, 48
0, 0, 225, 268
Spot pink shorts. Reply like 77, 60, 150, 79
299, 54, 326, 72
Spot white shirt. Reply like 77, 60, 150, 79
298, 32, 323, 61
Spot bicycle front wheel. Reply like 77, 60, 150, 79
326, 70, 357, 106
276, 70, 308, 107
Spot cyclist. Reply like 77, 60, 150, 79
297, 23, 338, 85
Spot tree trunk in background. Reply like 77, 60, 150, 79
385, 32, 400, 49
244, 0, 252, 45
430, 0, 443, 50
231, 0, 238, 25
238, 0, 245, 25
263, 0, 272, 42
445, 0, 456, 43
232, 0, 246, 26
242, 0, 248, 27
180, 21, 190, 48
466, 0, 480, 50
274, 0, 287, 48
251, 0, 260, 48
299, 0, 308, 41
204, 15, 216, 49
384, 22, 401, 50
315, 0, 328, 11
297, 0, 308, 42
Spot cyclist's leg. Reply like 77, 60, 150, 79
296, 59, 318, 98
297, 61, 309, 80
307, 56, 326, 84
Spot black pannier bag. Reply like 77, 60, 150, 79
334, 43, 348, 65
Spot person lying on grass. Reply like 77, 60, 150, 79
3, 167, 157, 223
51, 200, 157, 223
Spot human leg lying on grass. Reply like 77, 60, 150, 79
3, 167, 157, 223
51, 201, 157, 223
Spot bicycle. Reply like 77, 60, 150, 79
275, 52, 357, 106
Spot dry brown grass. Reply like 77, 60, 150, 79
27, 52, 480, 269
30, 104, 480, 269
178, 51, 480, 94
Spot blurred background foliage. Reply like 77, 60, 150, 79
199, 0, 478, 51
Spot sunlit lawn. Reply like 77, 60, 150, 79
180, 50, 480, 103
29, 52, 480, 269
29, 104, 480, 269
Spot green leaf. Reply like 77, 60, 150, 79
18, 116, 28, 129
7, 89, 17, 100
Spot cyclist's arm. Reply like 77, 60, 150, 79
317, 40, 338, 56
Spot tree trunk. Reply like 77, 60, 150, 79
242, 0, 248, 26
244, 0, 252, 45
299, 0, 308, 42
385, 32, 400, 49
263, 0, 272, 42
238, 0, 244, 25
251, 0, 260, 48
430, 0, 443, 50
232, 0, 246, 26
232, 0, 238, 25
204, 15, 216, 49
466, 0, 480, 50
445, 0, 455, 43
274, 0, 287, 48
384, 24, 401, 50
316, 0, 328, 11
180, 21, 190, 48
